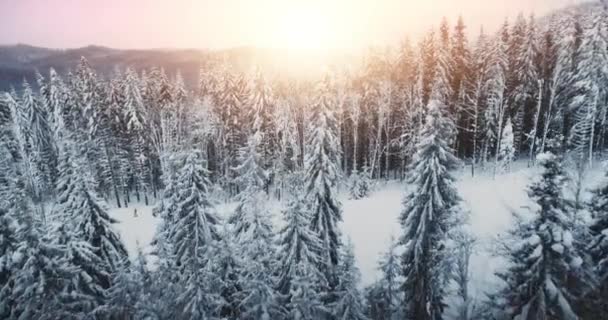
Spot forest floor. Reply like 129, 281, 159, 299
108, 159, 606, 300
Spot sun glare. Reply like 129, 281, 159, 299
273, 4, 333, 53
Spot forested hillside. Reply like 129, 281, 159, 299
1, 2, 608, 320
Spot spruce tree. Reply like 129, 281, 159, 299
589, 169, 608, 314
570, 9, 608, 166
248, 68, 276, 188
277, 196, 325, 319
349, 167, 372, 200
495, 152, 594, 319
305, 74, 343, 287
229, 131, 280, 319
498, 119, 515, 173
168, 149, 221, 320
374, 237, 403, 320
331, 242, 368, 320
10, 215, 83, 319
54, 140, 128, 279
213, 225, 244, 319
399, 100, 461, 320
0, 207, 18, 319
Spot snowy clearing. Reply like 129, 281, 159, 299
109, 161, 605, 292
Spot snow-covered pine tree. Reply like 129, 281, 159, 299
540, 12, 582, 154
247, 68, 276, 189
588, 168, 608, 315
218, 70, 248, 194
331, 241, 368, 320
54, 139, 128, 287
467, 27, 490, 175
484, 26, 509, 177
349, 166, 372, 200
498, 118, 515, 173
272, 97, 300, 199
305, 73, 343, 288
212, 224, 244, 319
495, 152, 594, 319
32, 73, 56, 197
46, 68, 69, 146
9, 213, 83, 319
431, 18, 454, 112
277, 196, 325, 319
167, 149, 221, 319
7, 86, 46, 220
0, 207, 18, 319
123, 68, 152, 204
371, 236, 403, 320
93, 75, 127, 208
50, 222, 108, 315
451, 16, 474, 158
419, 29, 438, 106
229, 130, 280, 319
399, 100, 461, 320
451, 227, 477, 320
512, 15, 540, 157
102, 250, 149, 320
570, 9, 608, 166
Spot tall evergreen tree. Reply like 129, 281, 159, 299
277, 196, 325, 319
588, 169, 608, 315
570, 9, 608, 166
399, 100, 461, 320
331, 242, 368, 320
305, 74, 343, 288
495, 152, 594, 319
369, 237, 403, 320
167, 149, 221, 319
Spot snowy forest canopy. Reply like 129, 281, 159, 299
1, 3, 608, 320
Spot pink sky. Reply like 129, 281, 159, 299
0, 0, 588, 50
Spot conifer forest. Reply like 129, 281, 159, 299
2, 1, 608, 319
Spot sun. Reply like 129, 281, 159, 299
274, 4, 332, 53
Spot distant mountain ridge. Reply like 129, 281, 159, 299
0, 44, 266, 91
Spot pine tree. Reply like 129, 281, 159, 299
467, 27, 490, 175
349, 166, 372, 200
277, 196, 325, 319
0, 207, 18, 319
102, 251, 148, 320
331, 242, 368, 320
570, 9, 608, 166
305, 74, 343, 287
541, 12, 582, 154
168, 149, 221, 319
54, 140, 128, 277
213, 225, 244, 319
247, 68, 276, 189
484, 27, 509, 176
588, 169, 608, 315
218, 71, 248, 194
495, 152, 594, 319
372, 237, 403, 320
51, 222, 107, 315
399, 100, 461, 320
431, 18, 454, 110
123, 68, 152, 204
31, 74, 56, 198
451, 16, 474, 158
10, 214, 84, 319
498, 119, 515, 173
229, 136, 280, 320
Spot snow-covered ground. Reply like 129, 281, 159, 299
108, 160, 606, 296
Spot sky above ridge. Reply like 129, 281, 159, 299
0, 0, 589, 52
